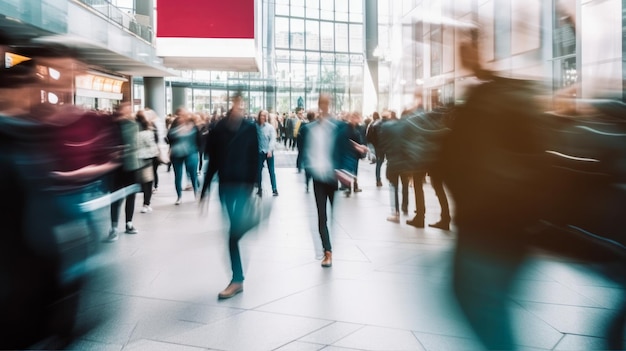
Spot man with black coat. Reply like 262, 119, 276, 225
200, 93, 259, 299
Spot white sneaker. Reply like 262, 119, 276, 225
175, 198, 181, 205
104, 228, 119, 242
140, 205, 152, 213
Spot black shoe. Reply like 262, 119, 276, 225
273, 190, 279, 196
428, 221, 450, 231
406, 217, 424, 228
376, 181, 383, 187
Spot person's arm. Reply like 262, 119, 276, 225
200, 127, 219, 200
268, 125, 276, 157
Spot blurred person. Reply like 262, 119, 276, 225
343, 111, 368, 196
144, 108, 162, 193
299, 93, 354, 267
440, 29, 552, 350
167, 107, 201, 205
136, 110, 159, 213
369, 110, 391, 187
105, 103, 142, 242
0, 57, 121, 346
378, 110, 406, 223
200, 93, 259, 299
365, 111, 380, 164
285, 111, 298, 150
297, 110, 316, 192
256, 109, 279, 196
398, 93, 452, 230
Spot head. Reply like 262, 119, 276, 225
349, 111, 362, 125
318, 93, 332, 116
136, 110, 151, 130
306, 110, 316, 122
257, 109, 269, 125
381, 109, 391, 120
230, 93, 244, 116
372, 111, 380, 121
296, 108, 304, 119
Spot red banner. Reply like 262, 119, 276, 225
156, 0, 255, 39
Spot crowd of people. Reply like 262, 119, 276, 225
2, 29, 624, 350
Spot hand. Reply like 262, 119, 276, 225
267, 151, 272, 158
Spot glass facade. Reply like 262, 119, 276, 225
157, 0, 365, 116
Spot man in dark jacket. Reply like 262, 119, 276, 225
200, 93, 259, 299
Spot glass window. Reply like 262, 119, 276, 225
554, 0, 576, 57
306, 20, 320, 51
320, 21, 334, 51
335, 23, 349, 52
320, 0, 333, 20
335, 0, 349, 22
350, 0, 363, 22
275, 17, 289, 48
306, 0, 319, 19
276, 62, 290, 82
291, 0, 304, 18
430, 24, 442, 76
275, 0, 289, 16
291, 19, 305, 50
349, 24, 363, 53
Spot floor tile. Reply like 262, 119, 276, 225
332, 325, 425, 350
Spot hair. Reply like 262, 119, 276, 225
256, 109, 268, 124
372, 111, 380, 120
136, 110, 151, 130
306, 111, 316, 122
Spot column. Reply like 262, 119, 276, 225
144, 77, 166, 118
172, 86, 187, 114
364, 0, 379, 110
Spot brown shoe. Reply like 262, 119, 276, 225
428, 220, 450, 231
218, 282, 243, 299
321, 251, 332, 267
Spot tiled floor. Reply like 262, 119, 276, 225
66, 149, 625, 350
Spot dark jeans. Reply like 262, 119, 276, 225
408, 171, 426, 217
313, 179, 337, 252
152, 157, 160, 189
429, 171, 450, 222
387, 169, 409, 214
257, 152, 277, 192
219, 184, 255, 283
375, 150, 385, 182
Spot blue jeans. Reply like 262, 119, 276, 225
257, 152, 277, 192
219, 184, 255, 283
172, 153, 199, 198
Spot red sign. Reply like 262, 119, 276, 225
156, 0, 255, 39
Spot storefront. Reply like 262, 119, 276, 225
74, 71, 128, 111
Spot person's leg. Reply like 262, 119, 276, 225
375, 152, 385, 185
184, 153, 200, 195
267, 154, 278, 193
141, 181, 153, 206
220, 184, 253, 283
313, 180, 332, 252
453, 232, 525, 350
400, 173, 410, 214
152, 157, 159, 190
430, 171, 451, 224
407, 172, 426, 227
171, 157, 184, 201
386, 170, 400, 222
257, 152, 265, 193
124, 193, 137, 233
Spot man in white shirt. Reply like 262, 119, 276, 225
299, 94, 357, 267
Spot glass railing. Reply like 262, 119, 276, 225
74, 0, 153, 43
